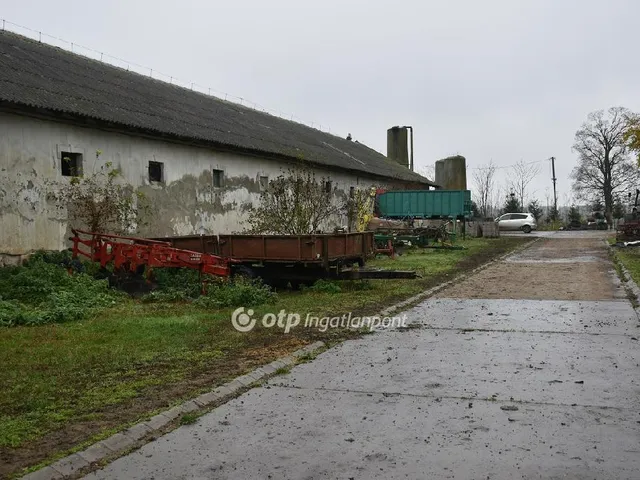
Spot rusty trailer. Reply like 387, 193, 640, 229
155, 232, 416, 286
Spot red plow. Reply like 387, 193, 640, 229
70, 230, 233, 292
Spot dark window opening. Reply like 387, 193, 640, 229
213, 169, 224, 188
148, 161, 164, 182
61, 152, 83, 177
259, 175, 269, 191
349, 186, 355, 198
324, 180, 332, 194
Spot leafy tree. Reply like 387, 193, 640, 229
571, 107, 639, 225
568, 205, 582, 224
345, 187, 376, 232
527, 199, 543, 223
245, 167, 341, 234
53, 151, 149, 233
503, 193, 521, 214
624, 114, 640, 166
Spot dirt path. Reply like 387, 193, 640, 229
437, 232, 626, 300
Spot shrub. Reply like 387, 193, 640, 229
307, 279, 342, 294
151, 268, 203, 298
0, 255, 121, 326
141, 288, 191, 303
193, 278, 277, 308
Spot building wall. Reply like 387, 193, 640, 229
0, 111, 417, 260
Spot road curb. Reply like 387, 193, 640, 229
607, 241, 640, 305
21, 341, 326, 480
379, 237, 539, 317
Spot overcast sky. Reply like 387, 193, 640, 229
2, 0, 639, 206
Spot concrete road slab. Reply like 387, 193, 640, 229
85, 387, 640, 480
273, 327, 640, 408
404, 298, 639, 334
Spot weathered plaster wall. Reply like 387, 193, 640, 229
0, 112, 411, 258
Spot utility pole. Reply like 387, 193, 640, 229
551, 157, 558, 218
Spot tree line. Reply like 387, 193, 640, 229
472, 106, 640, 226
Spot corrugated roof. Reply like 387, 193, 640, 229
0, 31, 435, 186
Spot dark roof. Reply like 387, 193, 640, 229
0, 31, 435, 186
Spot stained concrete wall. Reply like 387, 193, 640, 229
0, 112, 414, 260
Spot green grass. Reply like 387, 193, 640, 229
179, 413, 200, 425
615, 248, 640, 284
0, 236, 526, 478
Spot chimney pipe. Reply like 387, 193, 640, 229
403, 125, 414, 171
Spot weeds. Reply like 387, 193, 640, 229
193, 278, 277, 308
305, 279, 342, 294
0, 254, 121, 326
179, 413, 199, 425
275, 366, 292, 375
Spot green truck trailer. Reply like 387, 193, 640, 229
376, 190, 472, 219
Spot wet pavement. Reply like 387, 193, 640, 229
86, 231, 640, 480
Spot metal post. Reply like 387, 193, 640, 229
409, 126, 414, 171
551, 157, 557, 217
403, 126, 414, 171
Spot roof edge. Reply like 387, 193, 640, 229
0, 101, 435, 186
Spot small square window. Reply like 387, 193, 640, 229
61, 152, 83, 177
259, 175, 269, 191
213, 169, 224, 188
148, 161, 164, 183
324, 180, 332, 194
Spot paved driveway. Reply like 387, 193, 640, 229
86, 232, 640, 480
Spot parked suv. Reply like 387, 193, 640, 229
495, 213, 537, 233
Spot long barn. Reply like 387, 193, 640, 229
0, 30, 435, 264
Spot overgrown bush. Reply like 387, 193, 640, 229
306, 279, 342, 294
193, 278, 277, 308
0, 255, 121, 326
141, 288, 192, 303
150, 268, 203, 298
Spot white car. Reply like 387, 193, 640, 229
495, 213, 537, 233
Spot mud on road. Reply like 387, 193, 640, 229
436, 233, 626, 301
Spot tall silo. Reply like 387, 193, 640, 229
434, 160, 445, 189
443, 155, 467, 190
386, 126, 409, 168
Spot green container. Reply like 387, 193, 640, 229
377, 190, 472, 219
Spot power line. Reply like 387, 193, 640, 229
0, 18, 335, 135
469, 158, 548, 170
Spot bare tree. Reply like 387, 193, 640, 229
245, 167, 341, 234
572, 107, 639, 225
509, 160, 540, 210
472, 161, 496, 218
416, 165, 435, 183
53, 151, 150, 233
492, 184, 504, 218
